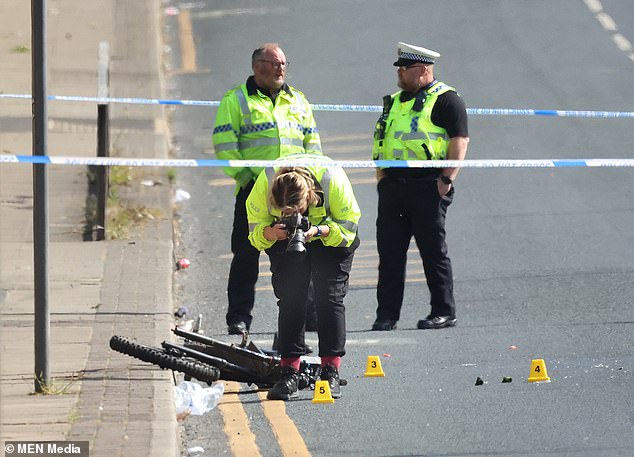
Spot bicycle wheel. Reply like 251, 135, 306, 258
110, 335, 220, 384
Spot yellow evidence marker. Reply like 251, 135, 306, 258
364, 355, 385, 377
312, 380, 335, 404
528, 358, 551, 383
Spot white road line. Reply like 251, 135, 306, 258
194, 7, 289, 19
613, 33, 633, 52
596, 12, 617, 31
584, 0, 633, 64
584, 0, 603, 14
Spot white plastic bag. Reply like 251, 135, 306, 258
174, 188, 191, 203
174, 380, 224, 416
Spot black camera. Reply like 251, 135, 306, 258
278, 214, 311, 257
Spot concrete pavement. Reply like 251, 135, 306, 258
1, 1, 180, 455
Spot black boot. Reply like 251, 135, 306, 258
267, 366, 299, 401
320, 365, 341, 399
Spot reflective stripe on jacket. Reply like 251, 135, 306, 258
246, 154, 360, 251
213, 82, 322, 191
372, 81, 453, 162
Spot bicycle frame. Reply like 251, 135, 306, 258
110, 327, 322, 389
172, 327, 321, 387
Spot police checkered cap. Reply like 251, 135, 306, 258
393, 42, 440, 66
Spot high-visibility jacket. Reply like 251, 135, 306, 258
246, 154, 361, 252
213, 78, 322, 191
372, 81, 454, 163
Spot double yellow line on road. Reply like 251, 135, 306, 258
219, 381, 311, 456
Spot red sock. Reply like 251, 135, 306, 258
280, 357, 301, 371
320, 356, 341, 370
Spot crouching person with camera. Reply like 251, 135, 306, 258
246, 154, 361, 400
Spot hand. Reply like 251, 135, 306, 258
305, 225, 319, 241
437, 179, 452, 197
235, 168, 254, 189
306, 225, 328, 240
376, 168, 386, 182
263, 223, 289, 241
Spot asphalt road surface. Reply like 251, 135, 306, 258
162, 1, 634, 456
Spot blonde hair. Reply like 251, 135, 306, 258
269, 167, 320, 214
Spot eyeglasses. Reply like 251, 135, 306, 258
399, 64, 426, 70
257, 59, 289, 69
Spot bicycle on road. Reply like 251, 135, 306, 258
109, 327, 321, 389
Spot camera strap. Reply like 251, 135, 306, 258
312, 176, 325, 208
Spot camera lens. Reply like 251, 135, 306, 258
286, 229, 307, 258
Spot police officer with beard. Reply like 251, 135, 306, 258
371, 43, 469, 331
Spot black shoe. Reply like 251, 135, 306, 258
371, 319, 397, 331
228, 321, 248, 335
320, 365, 341, 399
267, 366, 299, 401
417, 315, 457, 329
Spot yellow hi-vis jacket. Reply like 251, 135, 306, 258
213, 78, 322, 191
372, 81, 454, 162
246, 154, 361, 252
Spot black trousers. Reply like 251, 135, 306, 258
375, 177, 455, 320
267, 240, 356, 358
225, 181, 318, 328
226, 181, 260, 327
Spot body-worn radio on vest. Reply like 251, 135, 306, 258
374, 89, 428, 155
374, 95, 394, 145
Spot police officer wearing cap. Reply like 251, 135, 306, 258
371, 42, 469, 331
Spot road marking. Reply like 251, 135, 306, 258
583, 0, 602, 13
349, 276, 427, 287
219, 382, 312, 457
208, 173, 375, 187
341, 167, 374, 175
583, 0, 634, 63
178, 9, 198, 73
194, 7, 290, 20
208, 177, 235, 187
321, 133, 374, 142
255, 275, 425, 292
219, 381, 262, 456
613, 33, 633, 52
349, 176, 376, 185
596, 11, 616, 31
322, 144, 370, 154
251, 336, 416, 347
257, 391, 312, 457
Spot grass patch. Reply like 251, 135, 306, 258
32, 372, 83, 395
84, 164, 166, 240
105, 166, 163, 239
68, 408, 80, 424
11, 44, 30, 54
109, 166, 135, 186
167, 168, 177, 184
106, 199, 163, 239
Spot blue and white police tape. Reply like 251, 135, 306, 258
2, 93, 634, 118
2, 154, 634, 168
